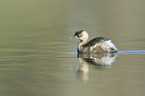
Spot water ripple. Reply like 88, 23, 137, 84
69, 50, 145, 54
117, 50, 145, 54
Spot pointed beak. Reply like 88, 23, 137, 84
70, 36, 80, 40
70, 36, 76, 39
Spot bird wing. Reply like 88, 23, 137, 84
85, 37, 110, 47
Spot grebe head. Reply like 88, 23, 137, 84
70, 30, 89, 42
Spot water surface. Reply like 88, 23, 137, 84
0, 0, 145, 96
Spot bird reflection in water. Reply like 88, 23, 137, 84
76, 53, 117, 81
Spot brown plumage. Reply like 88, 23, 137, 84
71, 30, 118, 53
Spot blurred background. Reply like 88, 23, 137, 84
0, 0, 145, 96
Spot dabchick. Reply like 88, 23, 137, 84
71, 30, 118, 53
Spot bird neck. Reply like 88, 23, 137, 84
79, 39, 88, 47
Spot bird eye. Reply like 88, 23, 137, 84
74, 31, 83, 37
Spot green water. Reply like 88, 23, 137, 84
0, 0, 145, 96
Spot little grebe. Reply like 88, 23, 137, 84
70, 30, 118, 53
